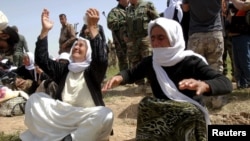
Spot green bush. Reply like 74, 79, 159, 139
0, 132, 21, 141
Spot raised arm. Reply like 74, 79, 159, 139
86, 8, 99, 39
39, 9, 54, 39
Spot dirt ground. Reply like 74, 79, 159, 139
0, 85, 250, 141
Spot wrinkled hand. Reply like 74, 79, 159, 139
35, 65, 43, 74
41, 9, 54, 30
41, 9, 53, 31
15, 77, 26, 87
178, 78, 210, 95
86, 8, 99, 26
40, 8, 54, 39
102, 75, 123, 93
85, 8, 100, 38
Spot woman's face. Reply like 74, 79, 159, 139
71, 39, 87, 62
22, 55, 30, 66
150, 25, 170, 48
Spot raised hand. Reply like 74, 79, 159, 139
85, 8, 100, 38
86, 8, 100, 26
40, 8, 54, 39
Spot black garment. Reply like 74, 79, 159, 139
13, 66, 49, 94
79, 24, 106, 43
79, 24, 109, 61
181, 11, 190, 47
35, 35, 108, 106
228, 5, 250, 34
120, 56, 233, 99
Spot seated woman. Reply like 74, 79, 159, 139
102, 17, 233, 140
13, 52, 48, 95
20, 8, 113, 141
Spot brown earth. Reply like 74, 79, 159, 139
0, 85, 250, 141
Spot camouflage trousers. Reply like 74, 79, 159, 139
187, 31, 224, 73
108, 47, 118, 68
114, 41, 129, 71
223, 36, 234, 76
136, 96, 207, 141
127, 36, 152, 85
13, 52, 24, 67
126, 36, 152, 68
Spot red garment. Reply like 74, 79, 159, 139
236, 10, 246, 16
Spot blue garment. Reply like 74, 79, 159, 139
231, 34, 250, 88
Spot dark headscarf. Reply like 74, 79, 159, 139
1, 26, 19, 55
3, 26, 19, 47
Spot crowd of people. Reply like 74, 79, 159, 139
0, 0, 249, 140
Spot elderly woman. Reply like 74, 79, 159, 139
13, 52, 48, 95
102, 17, 232, 140
20, 8, 113, 141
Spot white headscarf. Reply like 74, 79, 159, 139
164, 0, 183, 22
24, 52, 37, 81
148, 18, 210, 127
58, 52, 70, 62
24, 52, 35, 70
68, 37, 92, 73
0, 11, 8, 32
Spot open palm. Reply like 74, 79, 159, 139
41, 9, 53, 31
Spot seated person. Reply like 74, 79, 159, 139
36, 52, 70, 97
102, 17, 233, 140
20, 8, 113, 141
13, 52, 49, 95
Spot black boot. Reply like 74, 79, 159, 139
62, 134, 72, 141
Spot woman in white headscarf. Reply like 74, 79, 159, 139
102, 17, 232, 140
20, 8, 113, 141
13, 52, 48, 95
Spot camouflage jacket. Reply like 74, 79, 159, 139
126, 0, 159, 38
107, 4, 127, 44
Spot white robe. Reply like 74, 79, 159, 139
20, 93, 113, 141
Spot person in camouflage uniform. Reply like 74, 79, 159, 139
11, 25, 29, 67
107, 39, 117, 67
125, 0, 159, 88
107, 0, 129, 71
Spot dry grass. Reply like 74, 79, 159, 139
0, 57, 248, 140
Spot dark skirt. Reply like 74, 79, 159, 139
136, 96, 207, 141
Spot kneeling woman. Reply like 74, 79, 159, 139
102, 17, 233, 141
20, 8, 113, 141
